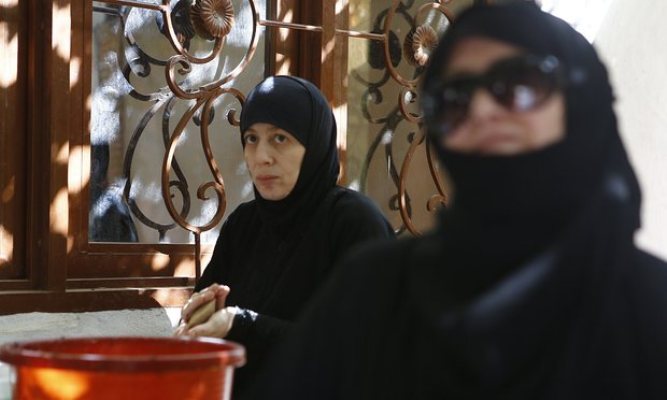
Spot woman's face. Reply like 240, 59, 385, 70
243, 122, 306, 201
440, 37, 566, 155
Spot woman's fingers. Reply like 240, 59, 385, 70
187, 286, 231, 331
215, 285, 231, 310
188, 307, 236, 338
181, 284, 219, 322
177, 284, 232, 335
185, 299, 216, 329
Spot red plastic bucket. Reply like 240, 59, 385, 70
0, 336, 245, 400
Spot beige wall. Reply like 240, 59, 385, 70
595, 1, 667, 259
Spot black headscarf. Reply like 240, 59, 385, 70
410, 2, 644, 396
240, 75, 340, 231
419, 0, 641, 303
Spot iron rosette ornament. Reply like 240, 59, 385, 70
95, 0, 264, 273
190, 0, 236, 40
357, 0, 455, 235
158, 0, 261, 268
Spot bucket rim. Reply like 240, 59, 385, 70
0, 336, 246, 372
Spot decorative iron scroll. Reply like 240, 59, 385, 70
90, 0, 482, 274
93, 0, 262, 276
350, 0, 457, 235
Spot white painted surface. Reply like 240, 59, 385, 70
594, 0, 667, 259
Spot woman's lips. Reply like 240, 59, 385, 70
255, 175, 278, 185
476, 133, 519, 153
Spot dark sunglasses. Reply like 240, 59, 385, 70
422, 54, 566, 136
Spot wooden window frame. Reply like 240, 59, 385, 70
0, 0, 341, 314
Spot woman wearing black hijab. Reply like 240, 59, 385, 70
248, 3, 667, 399
174, 76, 393, 395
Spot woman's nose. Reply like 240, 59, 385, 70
467, 88, 505, 120
255, 141, 274, 164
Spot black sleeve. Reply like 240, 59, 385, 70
194, 225, 227, 292
195, 202, 295, 343
226, 308, 291, 355
225, 309, 295, 397
194, 204, 246, 292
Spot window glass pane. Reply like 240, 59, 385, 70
90, 0, 268, 244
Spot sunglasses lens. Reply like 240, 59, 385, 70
438, 80, 474, 134
424, 55, 563, 137
492, 56, 560, 111
423, 78, 474, 136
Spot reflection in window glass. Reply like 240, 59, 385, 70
90, 0, 267, 244
345, 0, 471, 234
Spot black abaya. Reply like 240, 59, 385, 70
197, 186, 392, 396
194, 76, 393, 396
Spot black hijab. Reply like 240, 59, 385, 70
418, 0, 641, 305
206, 76, 394, 399
240, 75, 340, 231
410, 2, 643, 397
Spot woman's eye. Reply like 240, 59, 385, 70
243, 134, 257, 144
274, 134, 287, 144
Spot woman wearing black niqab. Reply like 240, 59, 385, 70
174, 76, 393, 397
248, 3, 667, 399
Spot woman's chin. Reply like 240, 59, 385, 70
257, 189, 289, 201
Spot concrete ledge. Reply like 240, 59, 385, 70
0, 308, 181, 344
0, 308, 183, 398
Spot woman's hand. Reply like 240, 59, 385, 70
186, 306, 239, 338
174, 283, 231, 336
